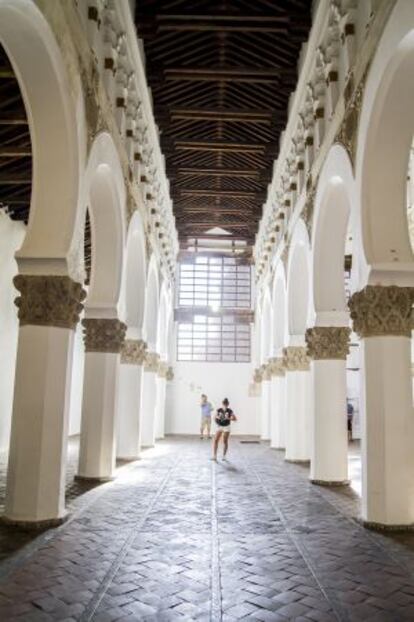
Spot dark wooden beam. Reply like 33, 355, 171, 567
167, 108, 274, 123
0, 68, 14, 79
0, 113, 28, 126
0, 173, 31, 185
175, 189, 266, 199
0, 146, 31, 157
153, 66, 294, 83
170, 168, 264, 179
169, 140, 267, 153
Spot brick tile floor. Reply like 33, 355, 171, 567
0, 437, 413, 620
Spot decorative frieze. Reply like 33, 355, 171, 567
82, 318, 127, 353
305, 326, 351, 360
144, 351, 160, 373
14, 275, 85, 330
120, 339, 147, 365
348, 285, 414, 338
283, 346, 310, 371
166, 366, 174, 381
269, 357, 286, 377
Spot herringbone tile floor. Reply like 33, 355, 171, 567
0, 437, 414, 620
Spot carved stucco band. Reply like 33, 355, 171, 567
121, 339, 147, 365
14, 275, 86, 329
305, 327, 351, 360
269, 356, 285, 377
144, 351, 160, 373
82, 319, 127, 353
283, 346, 310, 371
166, 366, 174, 381
348, 285, 414, 338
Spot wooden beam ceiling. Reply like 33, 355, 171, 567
134, 1, 313, 245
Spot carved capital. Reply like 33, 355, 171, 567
82, 319, 127, 353
144, 351, 160, 372
253, 367, 263, 383
157, 360, 169, 378
14, 275, 85, 329
283, 346, 310, 371
166, 366, 174, 381
305, 326, 350, 360
121, 339, 147, 365
349, 286, 414, 338
269, 356, 285, 377
260, 363, 272, 381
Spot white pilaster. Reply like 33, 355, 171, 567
270, 373, 286, 449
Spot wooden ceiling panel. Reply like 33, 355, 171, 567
135, 1, 313, 245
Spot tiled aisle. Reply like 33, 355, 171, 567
0, 438, 414, 621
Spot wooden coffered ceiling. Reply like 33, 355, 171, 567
135, 0, 313, 247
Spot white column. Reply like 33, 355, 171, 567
350, 286, 414, 527
117, 339, 147, 460
284, 346, 311, 462
269, 357, 286, 449
4, 275, 85, 525
260, 364, 271, 440
306, 327, 350, 484
154, 374, 167, 440
140, 351, 159, 448
77, 318, 126, 481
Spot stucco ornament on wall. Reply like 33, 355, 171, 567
269, 356, 286, 377
121, 339, 147, 365
14, 275, 86, 329
82, 318, 127, 353
349, 285, 414, 338
305, 326, 351, 360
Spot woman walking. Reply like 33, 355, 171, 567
212, 398, 237, 461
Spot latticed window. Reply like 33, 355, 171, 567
176, 255, 252, 362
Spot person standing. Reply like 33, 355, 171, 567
200, 394, 213, 439
347, 400, 354, 442
212, 398, 237, 461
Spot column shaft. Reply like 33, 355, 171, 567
270, 374, 286, 449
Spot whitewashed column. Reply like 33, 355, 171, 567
269, 357, 286, 450
349, 286, 414, 528
154, 361, 169, 440
284, 346, 311, 462
260, 363, 272, 441
306, 327, 350, 485
4, 276, 85, 525
117, 339, 147, 460
140, 351, 160, 448
77, 318, 126, 481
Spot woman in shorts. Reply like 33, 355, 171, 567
212, 398, 237, 461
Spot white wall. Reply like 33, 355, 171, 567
166, 362, 260, 436
0, 214, 25, 451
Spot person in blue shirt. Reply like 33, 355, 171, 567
200, 394, 213, 439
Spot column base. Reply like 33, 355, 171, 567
311, 479, 350, 487
285, 458, 310, 465
0, 512, 69, 531
116, 455, 141, 463
271, 447, 285, 451
74, 474, 115, 483
359, 519, 414, 533
141, 444, 155, 449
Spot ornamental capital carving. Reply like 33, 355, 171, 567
269, 356, 285, 376
166, 366, 174, 381
14, 275, 85, 329
82, 318, 127, 353
349, 285, 414, 338
261, 362, 272, 381
144, 351, 160, 372
305, 326, 351, 360
157, 360, 169, 378
253, 367, 263, 383
283, 346, 310, 371
121, 339, 147, 365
